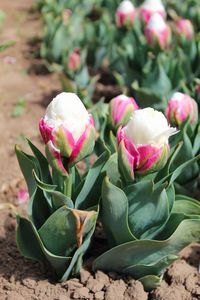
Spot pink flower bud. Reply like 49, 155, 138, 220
145, 13, 171, 49
68, 48, 81, 71
175, 19, 194, 42
166, 92, 198, 126
116, 0, 136, 28
140, 0, 166, 24
109, 94, 139, 131
117, 108, 176, 181
39, 93, 95, 175
62, 9, 72, 25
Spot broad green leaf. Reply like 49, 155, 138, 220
75, 150, 110, 209
38, 206, 77, 257
16, 216, 72, 277
124, 181, 169, 239
15, 145, 38, 196
93, 219, 200, 276
33, 169, 57, 192
60, 209, 98, 281
123, 255, 177, 280
101, 177, 135, 246
155, 143, 182, 183
175, 194, 200, 206
33, 169, 74, 209
104, 153, 120, 185
155, 213, 200, 240
169, 154, 200, 186
51, 191, 74, 210
28, 188, 52, 229
172, 199, 200, 215
28, 140, 52, 184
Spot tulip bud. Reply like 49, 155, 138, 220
62, 9, 71, 25
116, 0, 136, 28
166, 92, 198, 126
108, 94, 139, 131
145, 13, 171, 49
175, 19, 194, 42
39, 92, 95, 175
140, 0, 166, 24
117, 108, 176, 181
68, 48, 81, 71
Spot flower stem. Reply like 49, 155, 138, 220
63, 173, 72, 198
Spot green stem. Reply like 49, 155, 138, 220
64, 173, 72, 198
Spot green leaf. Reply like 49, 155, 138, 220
155, 143, 183, 183
173, 199, 200, 215
28, 139, 52, 184
93, 219, 200, 283
104, 153, 120, 185
101, 177, 135, 246
33, 169, 74, 209
124, 181, 169, 239
28, 188, 51, 229
169, 154, 200, 186
60, 209, 98, 281
139, 275, 161, 291
16, 216, 72, 277
123, 255, 177, 280
38, 206, 77, 257
75, 150, 110, 210
51, 191, 74, 210
33, 169, 57, 192
15, 145, 38, 196
16, 215, 46, 262
155, 212, 200, 240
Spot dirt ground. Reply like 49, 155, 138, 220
0, 1, 199, 299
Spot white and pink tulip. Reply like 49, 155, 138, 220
145, 13, 171, 49
39, 92, 95, 175
109, 94, 139, 131
166, 92, 198, 126
116, 0, 136, 28
68, 48, 81, 71
140, 0, 166, 24
117, 108, 176, 181
175, 19, 194, 42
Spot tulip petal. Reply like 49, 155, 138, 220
55, 125, 75, 157
118, 140, 135, 182
137, 144, 169, 174
39, 118, 54, 144
69, 116, 95, 166
45, 141, 68, 176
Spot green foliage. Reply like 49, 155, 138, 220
94, 140, 200, 290
16, 141, 109, 280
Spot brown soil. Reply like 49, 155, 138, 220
0, 1, 199, 300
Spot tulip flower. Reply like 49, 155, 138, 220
116, 0, 136, 28
117, 108, 176, 181
68, 48, 81, 71
62, 9, 72, 25
39, 92, 95, 175
175, 19, 194, 42
140, 0, 166, 24
145, 13, 171, 49
166, 92, 198, 126
108, 94, 139, 131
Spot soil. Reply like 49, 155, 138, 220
0, 1, 199, 299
